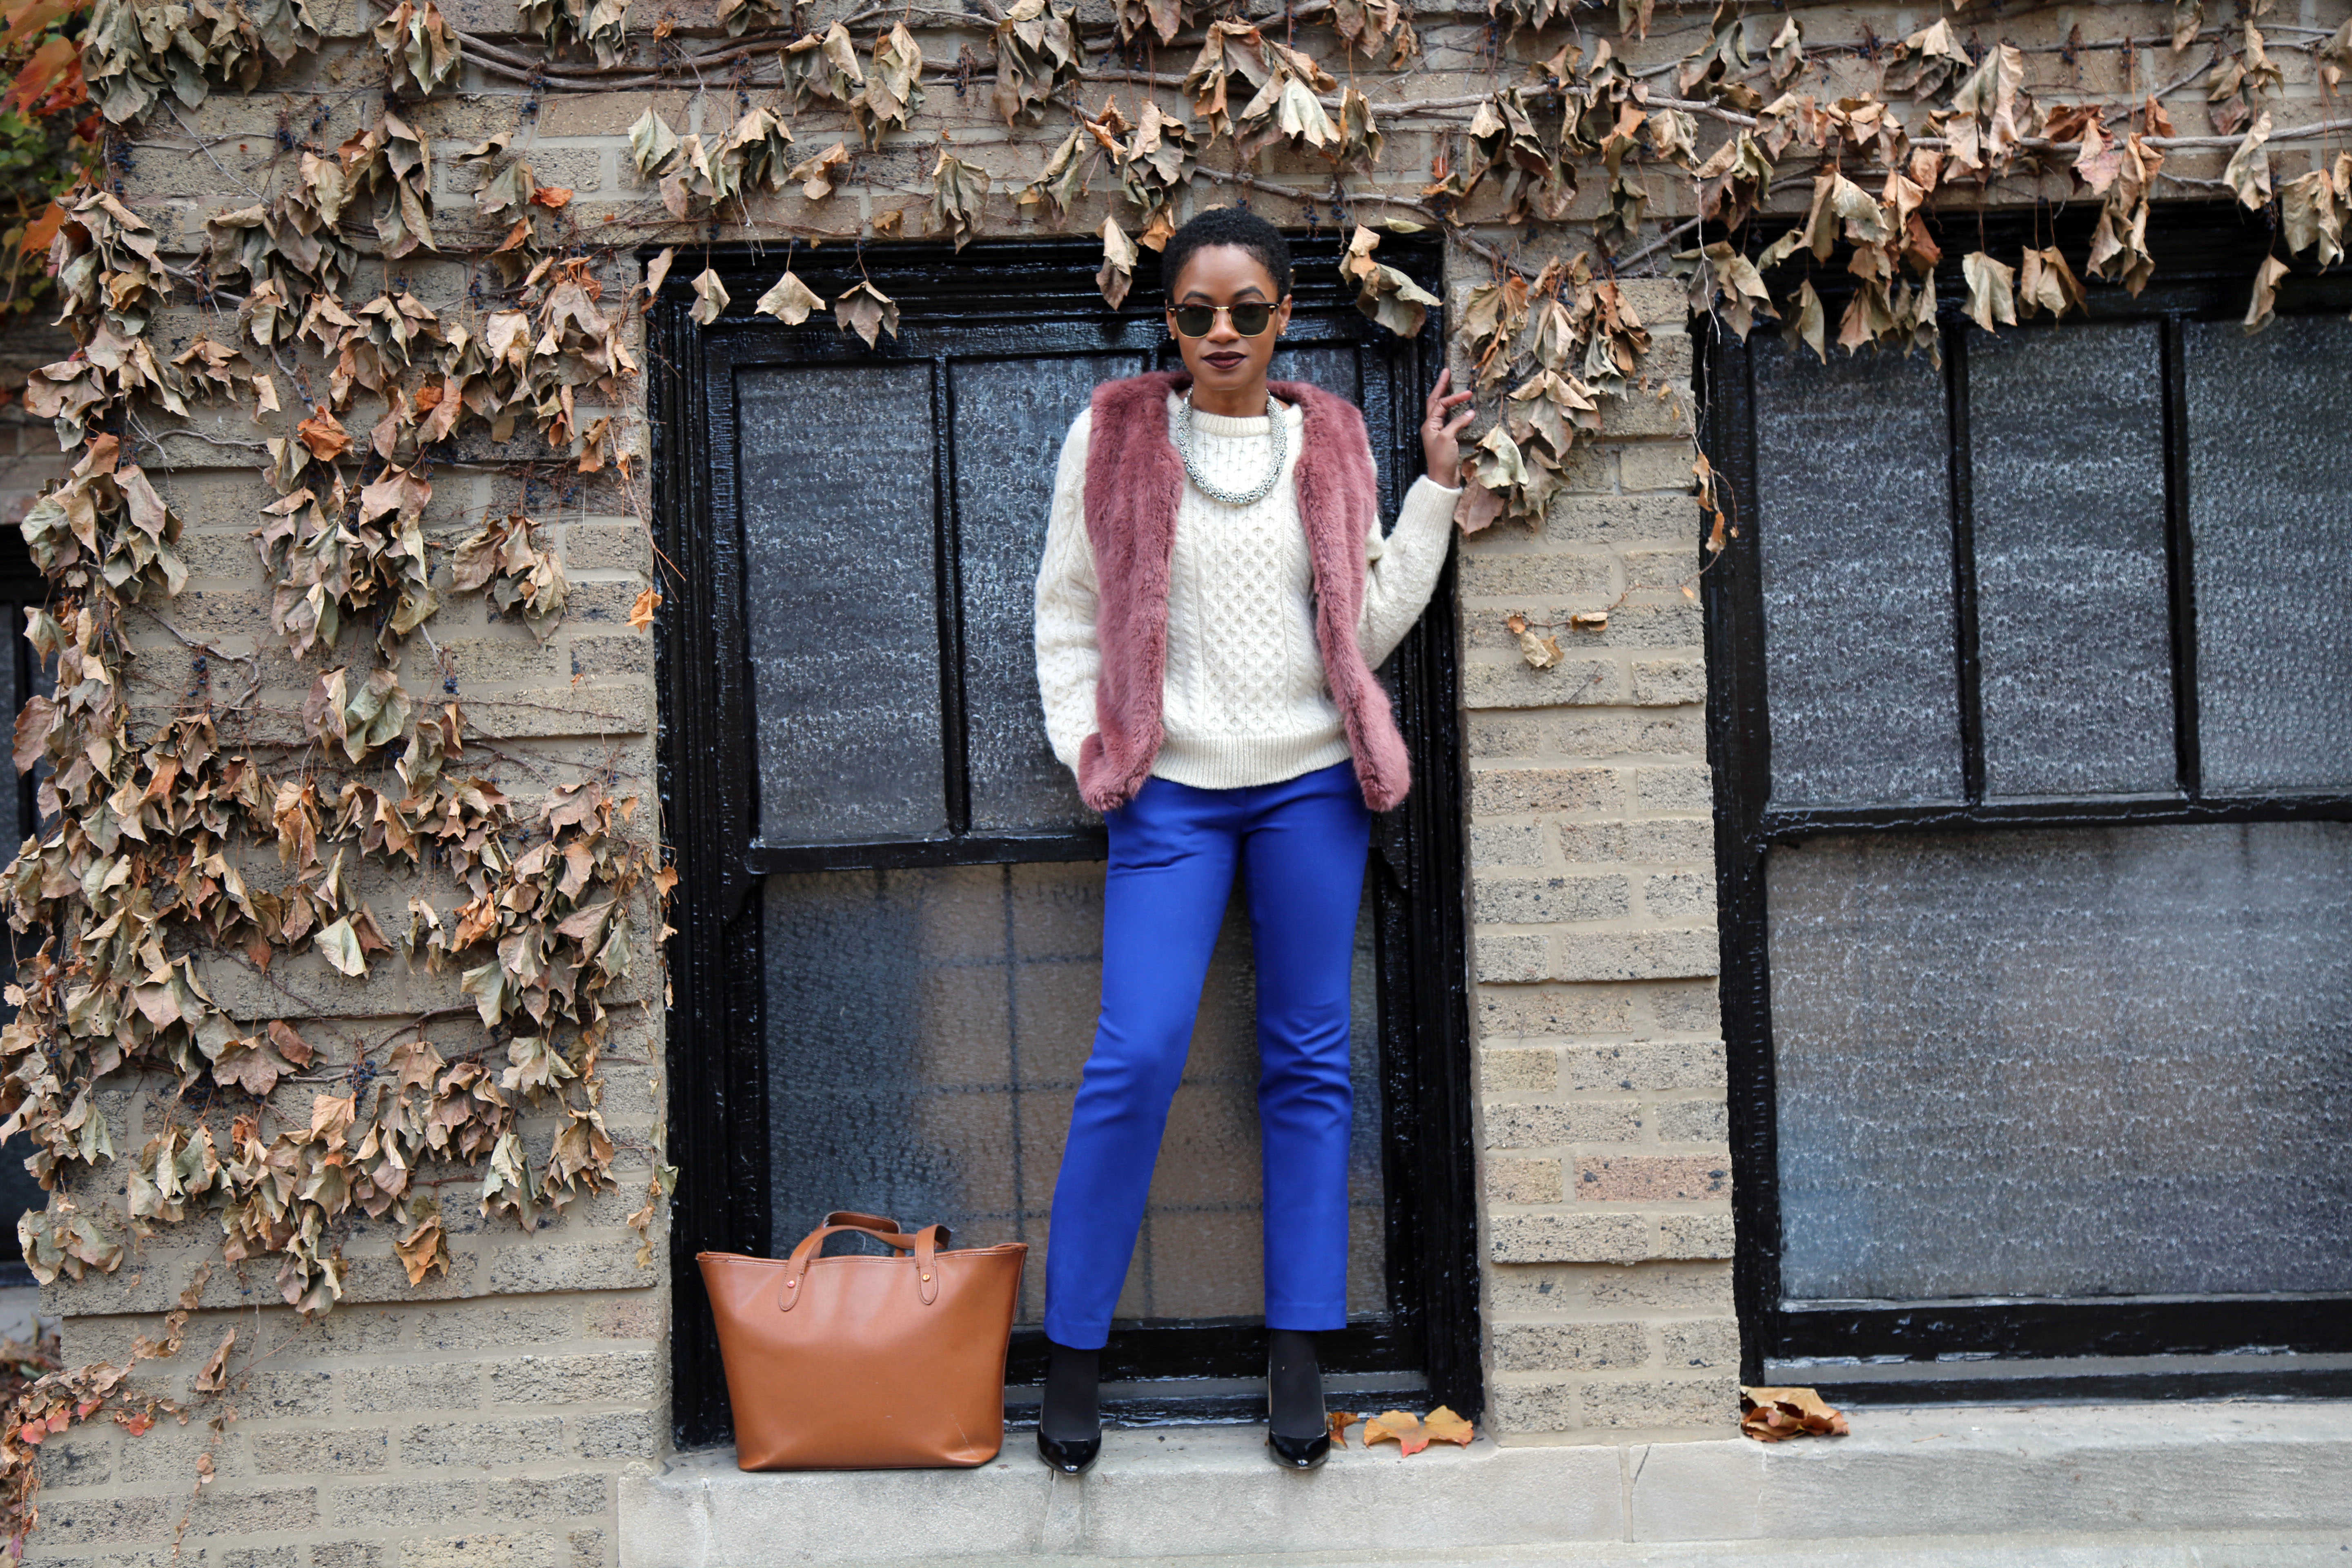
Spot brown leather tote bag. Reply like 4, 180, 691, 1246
698, 1212, 1028, 1470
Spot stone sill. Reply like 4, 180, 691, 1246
617, 1401, 2352, 1566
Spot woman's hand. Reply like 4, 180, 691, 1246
1420, 368, 1477, 488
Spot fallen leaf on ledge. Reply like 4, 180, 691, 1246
1327, 1410, 1360, 1447
1740, 1385, 1849, 1442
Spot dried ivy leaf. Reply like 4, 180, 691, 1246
396, 1201, 451, 1285
835, 278, 900, 347
785, 141, 852, 201
932, 149, 989, 252
1783, 279, 1826, 363
754, 270, 824, 325
1339, 226, 1439, 338
628, 109, 680, 180
375, 0, 459, 97
1096, 217, 1137, 310
2017, 246, 2086, 320
1962, 251, 2018, 333
2223, 111, 2273, 210
628, 587, 662, 629
991, 0, 1079, 127
2243, 252, 2290, 334
854, 24, 924, 149
315, 917, 368, 978
690, 269, 729, 326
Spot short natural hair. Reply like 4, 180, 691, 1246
1160, 207, 1292, 301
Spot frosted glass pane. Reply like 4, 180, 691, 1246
739, 363, 946, 844
951, 355, 1142, 834
1752, 339, 1962, 807
766, 863, 1387, 1324
2185, 316, 2352, 791
1770, 823, 2352, 1303
1969, 324, 2175, 797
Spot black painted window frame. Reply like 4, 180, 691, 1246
0, 521, 48, 1280
1701, 202, 2352, 1405
651, 234, 1482, 1448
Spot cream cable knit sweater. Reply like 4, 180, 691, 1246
1033, 390, 1461, 793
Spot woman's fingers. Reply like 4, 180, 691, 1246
1443, 405, 1476, 436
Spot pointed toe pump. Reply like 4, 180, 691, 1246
1036, 1427, 1102, 1475
1265, 1427, 1331, 1470
1265, 1327, 1330, 1470
1037, 1338, 1102, 1475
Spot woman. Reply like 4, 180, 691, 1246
1031, 207, 1473, 1474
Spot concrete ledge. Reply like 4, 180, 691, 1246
618, 1403, 2352, 1566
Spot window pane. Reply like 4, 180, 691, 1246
2185, 315, 2352, 791
1969, 323, 2175, 797
950, 354, 1143, 834
764, 863, 1388, 1324
1769, 822, 2352, 1303
1751, 339, 1962, 807
739, 363, 947, 844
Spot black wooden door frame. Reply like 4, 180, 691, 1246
652, 233, 1481, 1448
1697, 201, 2352, 1406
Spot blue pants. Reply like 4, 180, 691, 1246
1042, 761, 1372, 1350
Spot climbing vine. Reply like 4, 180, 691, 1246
0, 0, 2346, 1551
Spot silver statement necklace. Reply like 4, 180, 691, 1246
1175, 389, 1287, 507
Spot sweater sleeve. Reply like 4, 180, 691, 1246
1358, 473, 1461, 667
1033, 408, 1100, 775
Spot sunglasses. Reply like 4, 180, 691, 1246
1169, 301, 1278, 338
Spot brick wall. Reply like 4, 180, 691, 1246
25, 0, 2315, 1558
1446, 279, 1735, 1437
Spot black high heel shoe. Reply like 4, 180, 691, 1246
1036, 1338, 1102, 1475
1265, 1328, 1330, 1470
1036, 1427, 1102, 1475
1266, 1425, 1331, 1470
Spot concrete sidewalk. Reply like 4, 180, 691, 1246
619, 1401, 2352, 1566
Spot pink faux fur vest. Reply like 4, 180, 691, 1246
1076, 370, 1413, 814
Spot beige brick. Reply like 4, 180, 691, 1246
1539, 494, 1699, 546
1488, 1212, 1650, 1263
1477, 1044, 1561, 1093
1643, 871, 1713, 919
1484, 1155, 1565, 1204
486, 1350, 661, 1406
1552, 928, 1718, 982
1586, 1261, 1735, 1314
1658, 1317, 1743, 1369
343, 1361, 486, 1413
249, 1427, 390, 1475
1484, 1376, 1583, 1432
1579, 1374, 1739, 1429
1631, 656, 1706, 705
1463, 654, 1625, 710
572, 1407, 661, 1460
396, 1534, 567, 1568
1562, 1039, 1725, 1093
1635, 764, 1714, 812
1457, 549, 1615, 598
1477, 984, 1637, 1038
401, 1417, 567, 1468
1474, 931, 1548, 983
1617, 441, 1697, 492
1653, 1098, 1730, 1144
1575, 1155, 1730, 1202
1483, 1102, 1643, 1149
488, 1471, 612, 1519
1474, 871, 1630, 925
1491, 1320, 1648, 1373
330, 1478, 484, 1527
1659, 1212, 1738, 1258
1644, 982, 1724, 1035
1470, 765, 1621, 815
570, 635, 654, 677
1469, 821, 1546, 867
